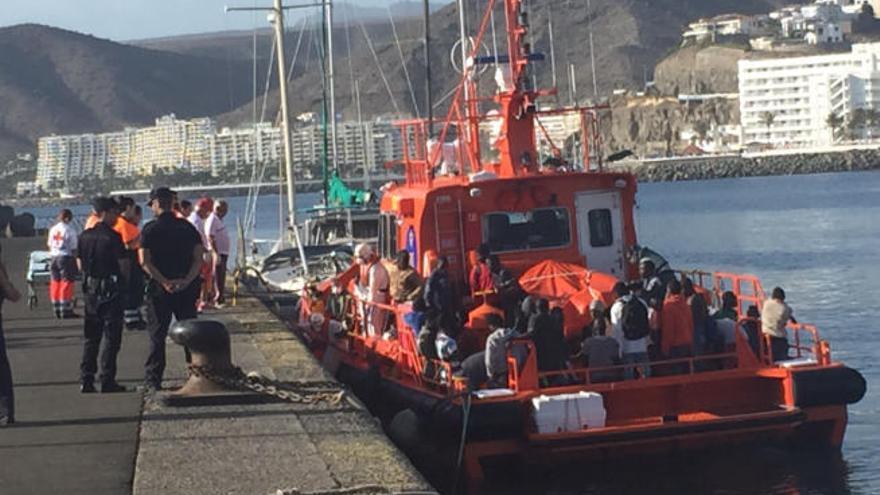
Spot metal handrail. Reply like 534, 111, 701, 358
533, 351, 740, 389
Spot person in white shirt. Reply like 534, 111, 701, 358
762, 287, 797, 362
205, 200, 231, 306
610, 282, 651, 379
47, 209, 79, 318
188, 198, 214, 310
353, 243, 390, 337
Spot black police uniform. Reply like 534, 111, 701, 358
0, 273, 14, 423
141, 211, 202, 390
77, 221, 127, 390
122, 242, 145, 330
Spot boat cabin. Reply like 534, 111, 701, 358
379, 169, 638, 284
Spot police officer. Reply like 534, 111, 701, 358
139, 187, 204, 393
113, 196, 145, 330
77, 197, 129, 393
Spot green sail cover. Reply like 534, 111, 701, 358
327, 173, 371, 207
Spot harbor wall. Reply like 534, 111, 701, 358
607, 148, 880, 182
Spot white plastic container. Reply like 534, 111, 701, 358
531, 391, 606, 433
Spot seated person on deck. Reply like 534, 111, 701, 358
484, 313, 518, 388
488, 254, 522, 325
390, 250, 423, 303
576, 300, 622, 383
528, 299, 569, 378
469, 243, 493, 297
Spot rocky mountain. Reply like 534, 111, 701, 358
212, 0, 805, 126
0, 24, 254, 160
0, 0, 804, 163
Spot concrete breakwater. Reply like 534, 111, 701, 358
608, 148, 880, 182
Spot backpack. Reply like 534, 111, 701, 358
621, 297, 649, 340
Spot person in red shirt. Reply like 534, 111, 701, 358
469, 243, 493, 298
660, 278, 694, 371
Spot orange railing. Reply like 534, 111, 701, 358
712, 272, 766, 318
326, 269, 831, 399
777, 322, 830, 365
344, 292, 467, 396
529, 351, 742, 392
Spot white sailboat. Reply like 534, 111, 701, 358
229, 0, 382, 293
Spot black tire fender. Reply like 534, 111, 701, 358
793, 366, 867, 408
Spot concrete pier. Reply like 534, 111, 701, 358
0, 237, 432, 495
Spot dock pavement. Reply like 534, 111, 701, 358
0, 237, 433, 495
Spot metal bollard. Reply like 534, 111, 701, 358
169, 320, 236, 396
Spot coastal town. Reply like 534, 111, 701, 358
5, 0, 880, 198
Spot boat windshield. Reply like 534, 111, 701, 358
483, 207, 571, 253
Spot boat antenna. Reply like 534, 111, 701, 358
457, 0, 470, 121
586, 0, 598, 97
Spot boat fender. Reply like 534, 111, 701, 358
793, 367, 866, 408
388, 409, 423, 451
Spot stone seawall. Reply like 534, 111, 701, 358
607, 149, 880, 182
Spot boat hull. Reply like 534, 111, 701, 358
331, 358, 860, 489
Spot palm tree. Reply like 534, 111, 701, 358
865, 108, 880, 141
847, 108, 867, 141
759, 111, 776, 145
826, 112, 844, 143
693, 120, 710, 144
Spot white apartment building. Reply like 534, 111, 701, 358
739, 43, 880, 147
128, 115, 215, 176
835, 0, 880, 16
36, 133, 114, 189
35, 115, 216, 190
33, 114, 405, 192
208, 124, 282, 175
290, 121, 402, 174
776, 2, 855, 44
683, 14, 763, 42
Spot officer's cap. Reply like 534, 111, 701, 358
92, 196, 118, 214
148, 186, 177, 205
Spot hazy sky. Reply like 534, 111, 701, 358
0, 0, 384, 41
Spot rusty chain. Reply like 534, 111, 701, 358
187, 364, 346, 406
274, 485, 438, 495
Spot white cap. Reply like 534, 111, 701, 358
355, 243, 374, 260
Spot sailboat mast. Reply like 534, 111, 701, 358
355, 80, 370, 190
325, 0, 339, 173
423, 0, 433, 137
548, 15, 557, 89
321, 0, 331, 203
271, 0, 297, 232
586, 0, 599, 97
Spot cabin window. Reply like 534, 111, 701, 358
587, 209, 614, 248
378, 214, 398, 260
483, 207, 571, 253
